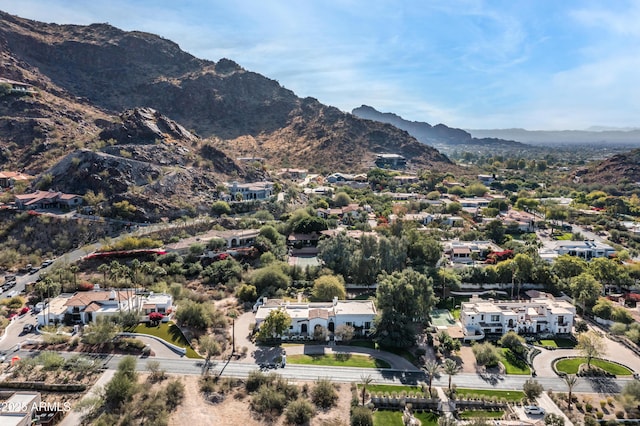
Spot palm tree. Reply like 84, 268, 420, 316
563, 374, 578, 411
68, 264, 79, 289
97, 263, 109, 287
423, 359, 440, 395
443, 358, 458, 391
360, 374, 373, 405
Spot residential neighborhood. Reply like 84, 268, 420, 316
2, 4, 640, 425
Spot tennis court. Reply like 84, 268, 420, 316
430, 309, 456, 327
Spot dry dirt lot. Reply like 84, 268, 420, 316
169, 374, 351, 426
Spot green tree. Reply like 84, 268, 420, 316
174, 300, 214, 330
198, 335, 221, 367
592, 298, 613, 320
236, 284, 258, 302
499, 331, 526, 356
485, 220, 506, 244
406, 232, 443, 271
570, 273, 603, 312
211, 200, 231, 216
250, 263, 291, 295
472, 342, 500, 368
552, 255, 587, 286
312, 275, 346, 301
333, 191, 352, 207
576, 331, 606, 369
318, 231, 359, 279
374, 269, 435, 348
257, 309, 292, 340
523, 379, 544, 402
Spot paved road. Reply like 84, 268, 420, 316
20, 352, 619, 394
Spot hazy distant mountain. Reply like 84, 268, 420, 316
466, 128, 640, 146
352, 105, 524, 148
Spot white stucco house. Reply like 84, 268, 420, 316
460, 294, 575, 340
36, 290, 174, 325
539, 240, 616, 262
255, 297, 376, 339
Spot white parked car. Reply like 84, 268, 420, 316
524, 406, 545, 415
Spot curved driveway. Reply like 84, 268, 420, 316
533, 335, 640, 377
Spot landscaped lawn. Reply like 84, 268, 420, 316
500, 348, 530, 375
536, 337, 576, 348
343, 340, 417, 365
373, 410, 403, 426
287, 353, 390, 368
132, 322, 201, 359
460, 410, 504, 419
455, 388, 525, 402
555, 357, 633, 375
413, 411, 439, 425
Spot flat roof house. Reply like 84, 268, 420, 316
460, 295, 575, 340
539, 240, 616, 262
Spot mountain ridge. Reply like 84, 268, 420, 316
352, 105, 525, 148
0, 10, 453, 176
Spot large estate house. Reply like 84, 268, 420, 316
539, 240, 616, 262
460, 294, 575, 341
255, 297, 377, 340
224, 181, 274, 201
36, 290, 174, 326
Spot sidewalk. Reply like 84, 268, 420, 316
58, 369, 115, 426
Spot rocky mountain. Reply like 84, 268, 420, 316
0, 11, 452, 179
352, 105, 525, 148
573, 148, 640, 186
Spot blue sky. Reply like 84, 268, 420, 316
2, 0, 639, 130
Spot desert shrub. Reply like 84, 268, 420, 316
117, 337, 146, 351
37, 351, 65, 371
615, 410, 625, 419
284, 398, 315, 425
350, 406, 373, 426
43, 334, 71, 345
250, 385, 287, 415
165, 379, 185, 411
311, 378, 338, 409
246, 370, 274, 393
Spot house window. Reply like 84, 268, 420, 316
364, 322, 371, 330
558, 315, 564, 324
480, 315, 484, 321
491, 315, 500, 322
346, 322, 352, 326
158, 307, 166, 313
289, 325, 293, 329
